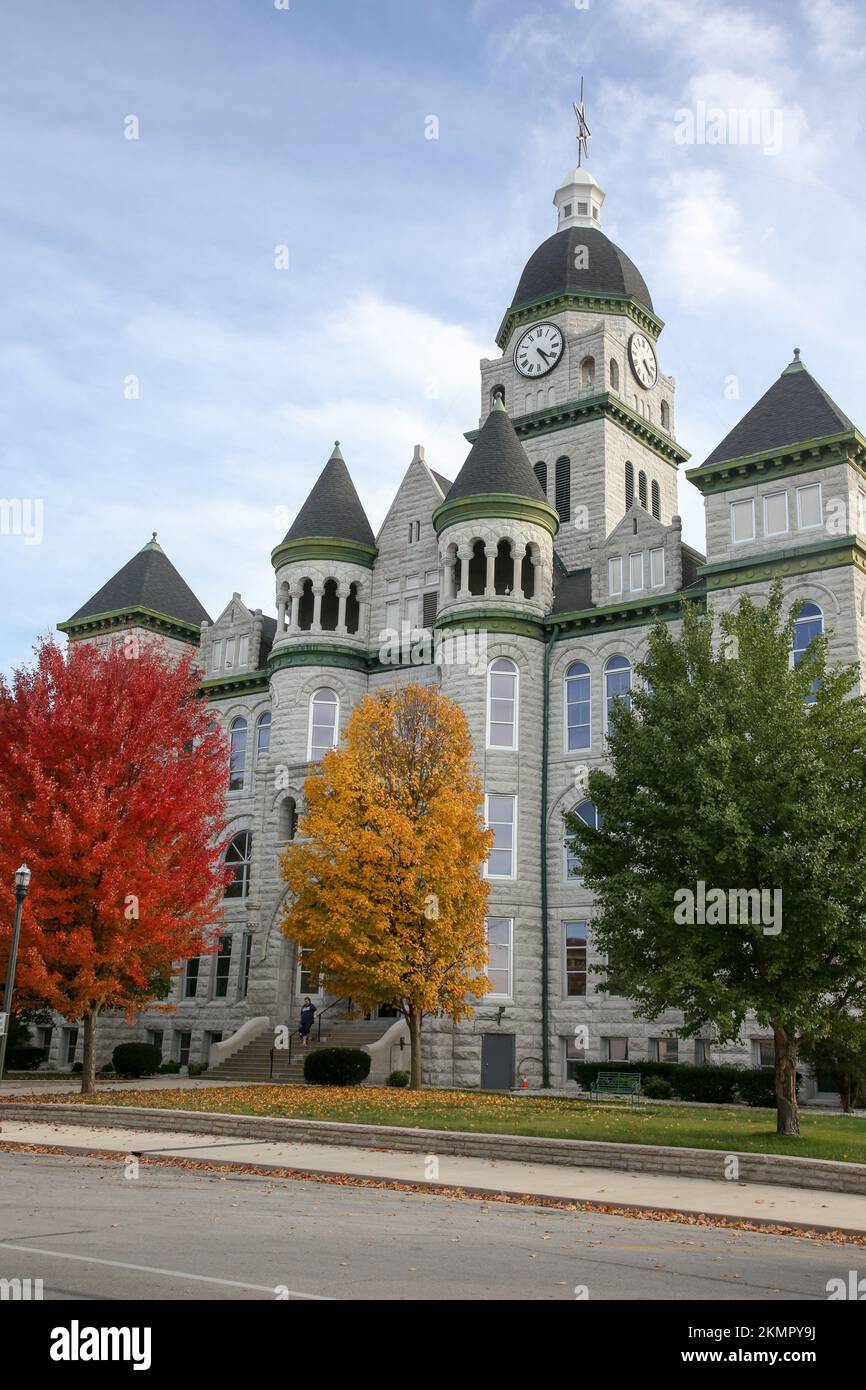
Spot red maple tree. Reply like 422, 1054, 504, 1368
0, 636, 231, 1092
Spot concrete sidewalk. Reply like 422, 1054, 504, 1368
2, 1116, 863, 1236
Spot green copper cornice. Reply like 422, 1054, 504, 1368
268, 642, 370, 675
200, 670, 270, 700
698, 535, 866, 590
496, 291, 664, 351
548, 590, 699, 636
436, 608, 548, 642
57, 606, 202, 645
271, 536, 377, 571
465, 393, 688, 469
432, 493, 560, 538
686, 430, 866, 494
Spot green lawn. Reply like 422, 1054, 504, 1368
9, 1085, 866, 1164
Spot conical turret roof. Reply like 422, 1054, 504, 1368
447, 399, 548, 503
281, 442, 375, 547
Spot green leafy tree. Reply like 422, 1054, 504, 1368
800, 1015, 866, 1113
566, 582, 866, 1137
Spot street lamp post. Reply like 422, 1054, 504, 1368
0, 864, 32, 1084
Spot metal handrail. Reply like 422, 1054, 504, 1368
315, 996, 353, 1041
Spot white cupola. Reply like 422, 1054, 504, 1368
553, 166, 605, 231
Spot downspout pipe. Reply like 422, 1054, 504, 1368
540, 622, 559, 1089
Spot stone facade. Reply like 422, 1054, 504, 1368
48, 163, 866, 1098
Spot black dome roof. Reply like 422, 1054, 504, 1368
511, 225, 653, 314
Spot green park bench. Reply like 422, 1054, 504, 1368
589, 1071, 643, 1104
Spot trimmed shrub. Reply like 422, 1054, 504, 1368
6, 1045, 46, 1071
158, 1060, 181, 1074
99, 1063, 115, 1074
643, 1075, 673, 1100
112, 1042, 162, 1078
304, 1047, 371, 1087
188, 1061, 207, 1076
668, 1065, 739, 1104
71, 1061, 83, 1073
387, 1070, 410, 1088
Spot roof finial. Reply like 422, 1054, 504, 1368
793, 347, 800, 360
152, 530, 157, 541
573, 77, 591, 168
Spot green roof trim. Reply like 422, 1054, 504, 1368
496, 289, 663, 352
466, 392, 689, 469
686, 430, 866, 494
271, 536, 377, 571
546, 589, 698, 635
698, 535, 866, 591
57, 606, 203, 644
433, 493, 560, 538
200, 670, 270, 700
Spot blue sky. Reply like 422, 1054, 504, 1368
2, 0, 865, 672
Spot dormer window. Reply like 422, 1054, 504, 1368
577, 201, 588, 215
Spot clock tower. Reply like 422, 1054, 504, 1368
478, 161, 689, 568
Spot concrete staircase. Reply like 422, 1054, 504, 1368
207, 1016, 395, 1084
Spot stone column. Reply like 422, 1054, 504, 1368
276, 594, 287, 633
311, 585, 323, 634
485, 548, 496, 597
288, 585, 302, 635
337, 583, 348, 633
456, 545, 470, 602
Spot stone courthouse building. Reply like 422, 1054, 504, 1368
49, 156, 866, 1092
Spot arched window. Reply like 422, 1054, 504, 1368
308, 689, 339, 761
487, 658, 518, 750
610, 358, 619, 392
345, 582, 360, 634
255, 711, 271, 761
320, 578, 339, 631
224, 830, 252, 899
520, 543, 535, 599
792, 602, 824, 704
660, 400, 670, 431
533, 460, 547, 497
604, 655, 632, 734
491, 384, 506, 409
565, 800, 602, 880
468, 539, 487, 596
228, 717, 247, 791
555, 456, 571, 523
625, 460, 634, 511
279, 797, 297, 842
565, 661, 591, 751
493, 539, 514, 595
638, 471, 648, 509
651, 479, 661, 520
297, 578, 314, 631
580, 356, 595, 390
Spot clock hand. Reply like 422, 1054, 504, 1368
642, 358, 653, 375
537, 347, 551, 364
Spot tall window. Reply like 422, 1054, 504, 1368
796, 483, 822, 529
213, 935, 232, 998
610, 358, 620, 392
279, 796, 297, 842
608, 556, 623, 597
239, 932, 253, 1000
485, 794, 516, 878
224, 830, 252, 899
791, 601, 823, 704
604, 655, 632, 734
651, 479, 661, 520
308, 688, 338, 761
565, 661, 591, 751
487, 658, 518, 749
182, 958, 200, 999
564, 920, 588, 996
485, 917, 513, 997
565, 801, 601, 880
625, 460, 634, 510
228, 717, 247, 791
533, 460, 547, 496
660, 400, 670, 431
255, 711, 271, 761
730, 498, 756, 543
638, 470, 648, 509
555, 456, 571, 522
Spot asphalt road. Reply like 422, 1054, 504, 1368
0, 1150, 853, 1301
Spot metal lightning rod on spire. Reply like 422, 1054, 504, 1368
573, 77, 591, 167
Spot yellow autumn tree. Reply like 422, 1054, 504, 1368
280, 684, 493, 1088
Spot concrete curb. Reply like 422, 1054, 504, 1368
2, 1100, 864, 1195
3, 1138, 864, 1240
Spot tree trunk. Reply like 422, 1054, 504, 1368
81, 1007, 100, 1096
408, 1009, 423, 1091
772, 1022, 799, 1137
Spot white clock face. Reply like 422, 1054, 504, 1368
628, 332, 658, 390
513, 322, 564, 378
